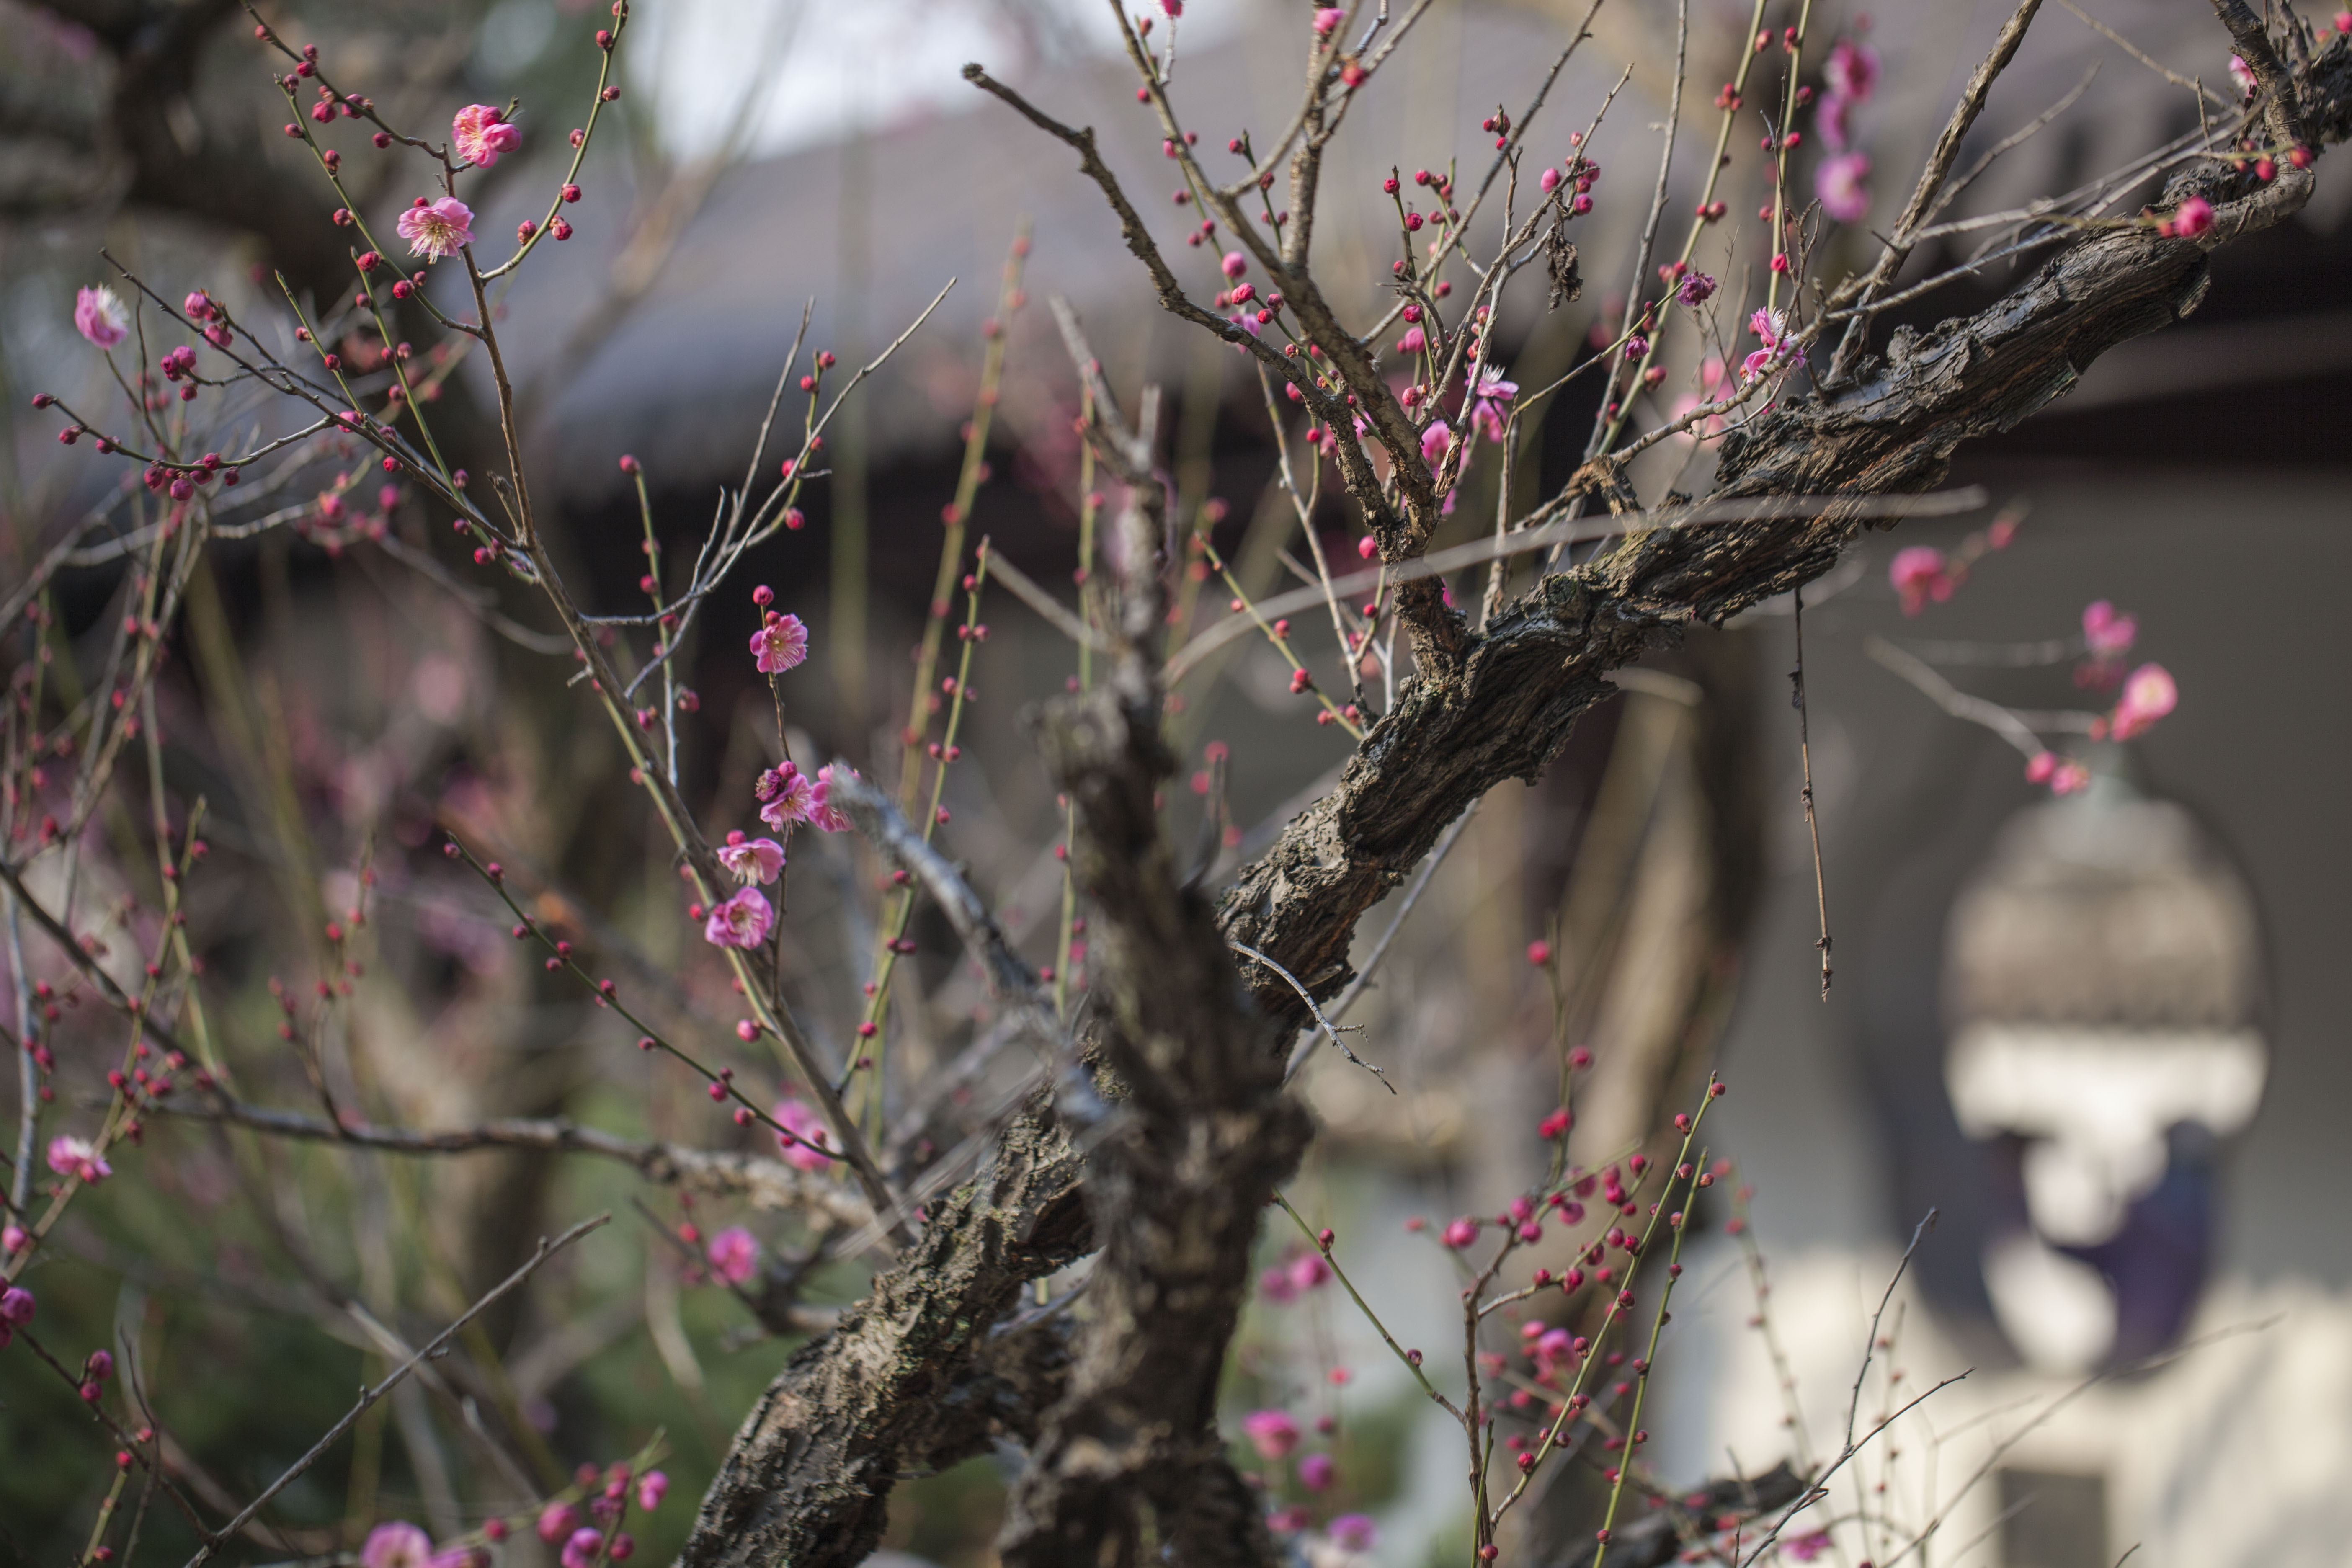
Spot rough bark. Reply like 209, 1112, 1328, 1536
994, 677, 1310, 1568
681, 1096, 1091, 1564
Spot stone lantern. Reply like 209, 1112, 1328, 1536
1941, 783, 2266, 1373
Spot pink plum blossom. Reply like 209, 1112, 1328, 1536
703, 886, 774, 949
1824, 39, 1880, 103
706, 1225, 760, 1284
1441, 1215, 1480, 1248
1221, 250, 1248, 279
1330, 1515, 1378, 1551
808, 764, 855, 833
773, 1097, 833, 1171
1817, 90, 1854, 152
1398, 325, 1427, 355
717, 831, 786, 885
2028, 751, 2094, 797
361, 1523, 433, 1568
396, 197, 475, 261
536, 1504, 580, 1544
1888, 546, 1951, 616
1287, 1251, 1332, 1294
1469, 373, 1517, 442
75, 286, 128, 348
1420, 420, 1453, 468
1313, 7, 1345, 34
757, 761, 818, 831
750, 611, 809, 674
1670, 358, 1733, 444
2082, 600, 2138, 657
1740, 307, 1795, 382
2228, 55, 2257, 97
2108, 663, 2177, 739
1816, 152, 1871, 223
1258, 1265, 1299, 1305
1676, 270, 1718, 308
451, 104, 522, 168
1299, 1452, 1336, 1490
46, 1135, 110, 1184
1242, 1408, 1301, 1460
636, 1471, 668, 1511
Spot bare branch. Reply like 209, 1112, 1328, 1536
1826, 0, 2049, 383
823, 766, 1063, 1051
147, 1095, 873, 1228
985, 552, 1112, 652
187, 1214, 609, 1568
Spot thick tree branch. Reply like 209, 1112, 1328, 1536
1219, 25, 2351, 1032
677, 1096, 1092, 1568
995, 319, 1309, 1568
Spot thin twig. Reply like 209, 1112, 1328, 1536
1273, 1193, 1459, 1416
1826, 0, 2049, 384
1233, 943, 1392, 1092
1285, 803, 1478, 1082
1870, 1316, 2282, 1568
825, 767, 1064, 1052
2054, 0, 2233, 108
1863, 636, 2098, 756
1845, 1211, 1936, 1457
985, 553, 1112, 652
146, 1094, 871, 1227
1792, 590, 1832, 999
186, 1215, 609, 1568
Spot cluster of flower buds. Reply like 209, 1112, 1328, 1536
1538, 151, 1600, 212
79, 1346, 114, 1403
